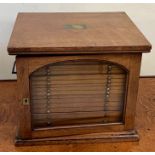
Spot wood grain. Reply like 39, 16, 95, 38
0, 78, 155, 151
8, 12, 151, 55
15, 53, 140, 142
16, 57, 32, 139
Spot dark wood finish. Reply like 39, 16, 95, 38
0, 78, 155, 151
8, 12, 151, 55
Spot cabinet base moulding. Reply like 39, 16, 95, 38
15, 130, 139, 146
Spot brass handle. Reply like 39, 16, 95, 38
12, 61, 17, 74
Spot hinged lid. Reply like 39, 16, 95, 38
7, 12, 151, 55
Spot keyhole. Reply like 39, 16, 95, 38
23, 98, 29, 105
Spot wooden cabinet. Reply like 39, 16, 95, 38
7, 12, 151, 146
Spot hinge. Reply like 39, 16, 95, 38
22, 98, 29, 105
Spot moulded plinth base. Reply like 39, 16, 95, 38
15, 130, 139, 146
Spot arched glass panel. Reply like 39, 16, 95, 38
30, 60, 127, 129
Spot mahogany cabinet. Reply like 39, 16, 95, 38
7, 12, 151, 146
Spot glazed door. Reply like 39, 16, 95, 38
30, 60, 127, 129
16, 54, 141, 139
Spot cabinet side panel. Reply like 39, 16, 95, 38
124, 53, 142, 130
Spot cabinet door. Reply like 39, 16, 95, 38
16, 54, 141, 139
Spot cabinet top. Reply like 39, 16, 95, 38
8, 12, 151, 55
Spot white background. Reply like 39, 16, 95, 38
0, 3, 154, 79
